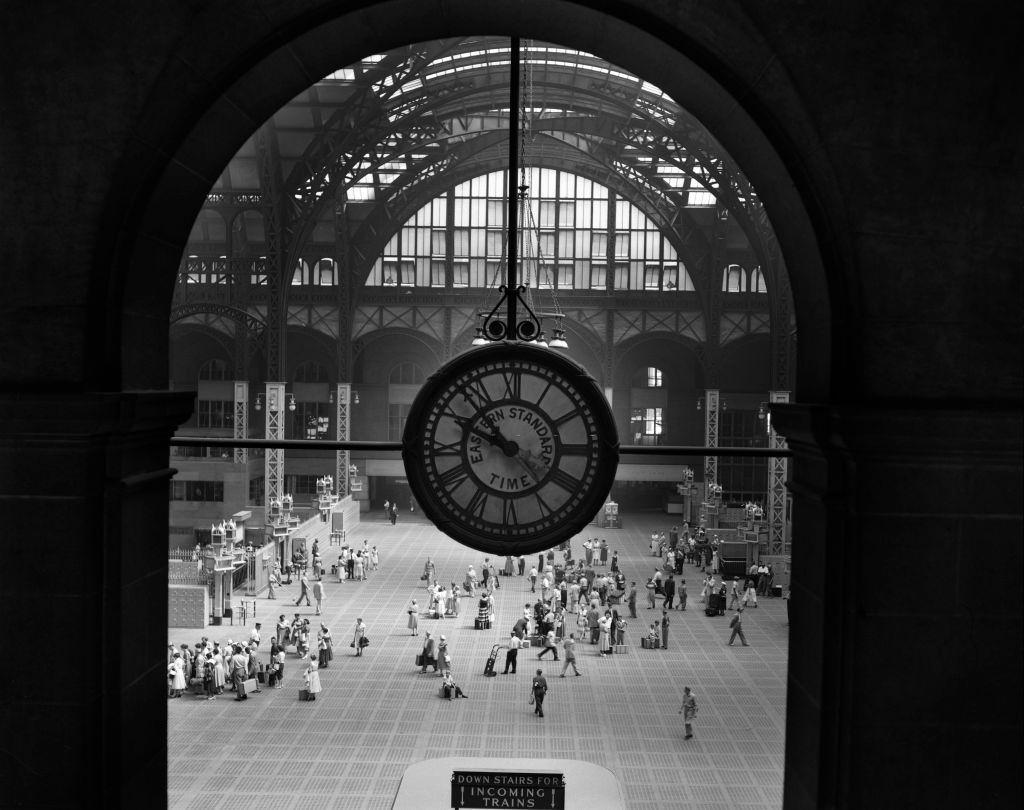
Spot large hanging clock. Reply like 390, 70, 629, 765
402, 342, 619, 555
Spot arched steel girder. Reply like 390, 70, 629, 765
285, 111, 771, 304
170, 303, 266, 336
287, 107, 721, 281
285, 73, 742, 238
283, 41, 463, 207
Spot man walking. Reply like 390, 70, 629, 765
729, 576, 742, 610
679, 579, 687, 611
661, 609, 670, 650
559, 633, 581, 677
627, 582, 637, 618
728, 607, 749, 646
677, 686, 697, 739
503, 632, 520, 674
663, 575, 676, 610
312, 578, 324, 615
531, 669, 548, 718
537, 630, 559, 660
529, 566, 538, 593
295, 571, 311, 607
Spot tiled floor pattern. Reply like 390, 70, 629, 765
169, 513, 788, 809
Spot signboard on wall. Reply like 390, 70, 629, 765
450, 771, 565, 809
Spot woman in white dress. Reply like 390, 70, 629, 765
212, 646, 226, 694
168, 653, 186, 698
304, 654, 321, 700
407, 599, 419, 635
354, 553, 364, 581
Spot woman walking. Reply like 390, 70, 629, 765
352, 617, 367, 656
407, 599, 419, 636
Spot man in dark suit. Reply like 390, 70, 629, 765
531, 669, 548, 717
663, 574, 677, 610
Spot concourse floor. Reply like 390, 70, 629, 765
168, 513, 787, 809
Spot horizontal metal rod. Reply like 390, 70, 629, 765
169, 437, 791, 457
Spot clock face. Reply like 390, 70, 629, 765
402, 343, 619, 555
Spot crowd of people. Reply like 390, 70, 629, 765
170, 516, 782, 742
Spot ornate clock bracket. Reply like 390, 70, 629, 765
480, 283, 542, 342
477, 37, 543, 345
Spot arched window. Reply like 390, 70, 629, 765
632, 366, 663, 388
365, 168, 695, 292
722, 264, 746, 293
751, 266, 768, 293
388, 362, 426, 440
198, 359, 229, 380
293, 361, 329, 383
292, 361, 330, 439
196, 359, 232, 429
314, 257, 336, 286
389, 362, 426, 385
291, 258, 310, 285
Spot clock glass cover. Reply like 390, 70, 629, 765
402, 342, 619, 555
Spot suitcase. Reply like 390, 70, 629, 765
474, 618, 491, 629
256, 670, 266, 684
613, 644, 628, 654
241, 678, 257, 696
189, 678, 205, 695
416, 653, 424, 666
520, 639, 530, 649
267, 671, 277, 688
299, 688, 311, 701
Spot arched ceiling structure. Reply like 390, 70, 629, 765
204, 37, 785, 292
176, 36, 795, 391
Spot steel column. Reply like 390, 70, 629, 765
264, 382, 286, 508
233, 381, 248, 464
768, 390, 790, 553
335, 383, 351, 498
703, 389, 719, 486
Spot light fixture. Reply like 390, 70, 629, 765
254, 393, 263, 411
328, 389, 334, 404
353, 391, 360, 405
471, 327, 488, 346
287, 394, 296, 412
548, 328, 568, 349
696, 396, 703, 412
757, 401, 768, 421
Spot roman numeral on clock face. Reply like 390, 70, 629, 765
546, 468, 579, 493
432, 439, 461, 456
439, 465, 470, 490
465, 489, 489, 518
502, 498, 518, 524
500, 369, 522, 400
